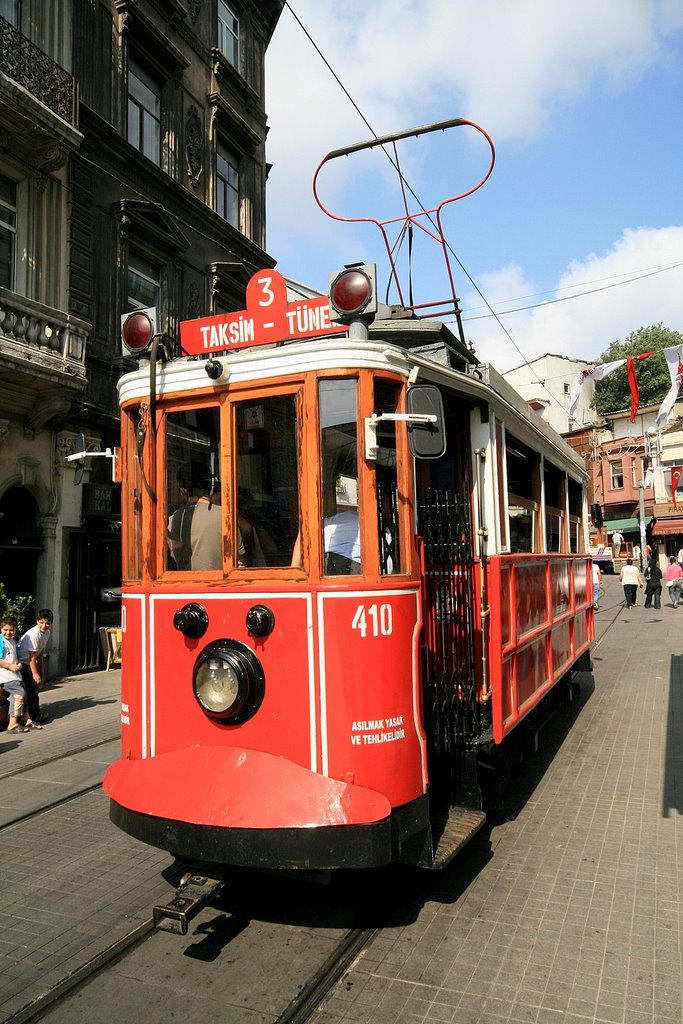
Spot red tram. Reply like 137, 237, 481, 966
103, 264, 593, 875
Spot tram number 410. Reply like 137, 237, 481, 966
352, 603, 393, 638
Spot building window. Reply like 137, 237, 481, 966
631, 457, 646, 487
128, 59, 161, 165
0, 1, 20, 27
217, 0, 239, 68
610, 459, 624, 489
0, 172, 16, 290
216, 142, 239, 227
128, 253, 160, 310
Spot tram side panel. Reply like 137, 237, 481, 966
487, 555, 593, 744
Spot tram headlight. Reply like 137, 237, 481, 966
193, 639, 265, 723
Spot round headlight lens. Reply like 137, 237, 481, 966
195, 657, 242, 715
192, 639, 265, 724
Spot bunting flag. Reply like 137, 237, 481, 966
566, 359, 626, 419
655, 345, 683, 429
672, 466, 683, 508
627, 351, 655, 422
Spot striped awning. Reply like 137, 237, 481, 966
653, 517, 683, 536
603, 516, 652, 533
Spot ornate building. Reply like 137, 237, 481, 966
0, 0, 283, 671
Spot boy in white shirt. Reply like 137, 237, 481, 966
18, 608, 53, 727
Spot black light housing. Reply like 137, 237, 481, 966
193, 639, 265, 724
121, 306, 158, 356
328, 264, 378, 323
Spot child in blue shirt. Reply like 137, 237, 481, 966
0, 617, 28, 733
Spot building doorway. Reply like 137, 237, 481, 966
0, 487, 42, 619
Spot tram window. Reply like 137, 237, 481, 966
495, 420, 508, 549
568, 477, 583, 553
546, 509, 563, 553
234, 395, 299, 567
508, 498, 536, 553
320, 380, 361, 575
544, 462, 566, 553
374, 378, 401, 575
506, 433, 540, 552
165, 408, 222, 572
124, 408, 143, 581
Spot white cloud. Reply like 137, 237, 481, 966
265, 1, 682, 290
464, 226, 683, 371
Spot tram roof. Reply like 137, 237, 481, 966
118, 316, 585, 481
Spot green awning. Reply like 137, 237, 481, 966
604, 516, 653, 533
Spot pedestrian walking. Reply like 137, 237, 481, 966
591, 561, 603, 610
18, 608, 53, 726
619, 558, 644, 608
643, 557, 663, 610
665, 556, 683, 608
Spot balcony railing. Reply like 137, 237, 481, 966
0, 15, 78, 128
0, 288, 89, 381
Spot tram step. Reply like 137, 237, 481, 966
431, 804, 487, 869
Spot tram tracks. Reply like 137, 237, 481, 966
14, 893, 379, 1024
0, 733, 119, 782
0, 733, 119, 834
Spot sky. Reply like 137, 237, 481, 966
264, 0, 683, 373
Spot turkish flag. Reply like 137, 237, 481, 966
672, 466, 683, 508
627, 351, 655, 422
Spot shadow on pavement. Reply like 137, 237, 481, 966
663, 653, 683, 819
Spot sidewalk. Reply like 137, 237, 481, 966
0, 668, 121, 782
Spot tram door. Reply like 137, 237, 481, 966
417, 398, 481, 810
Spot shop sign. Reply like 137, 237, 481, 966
84, 483, 115, 517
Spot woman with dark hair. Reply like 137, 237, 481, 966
643, 557, 662, 609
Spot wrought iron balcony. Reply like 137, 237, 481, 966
0, 15, 78, 128
0, 288, 89, 387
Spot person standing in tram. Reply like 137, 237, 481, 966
619, 558, 644, 608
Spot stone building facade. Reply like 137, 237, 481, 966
0, 0, 283, 672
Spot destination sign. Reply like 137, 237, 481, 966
179, 269, 346, 355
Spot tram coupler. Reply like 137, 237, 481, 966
153, 872, 225, 935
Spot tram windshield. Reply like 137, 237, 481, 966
320, 379, 361, 575
164, 395, 300, 572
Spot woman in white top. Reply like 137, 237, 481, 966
619, 558, 644, 608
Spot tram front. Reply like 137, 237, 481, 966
104, 331, 441, 871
